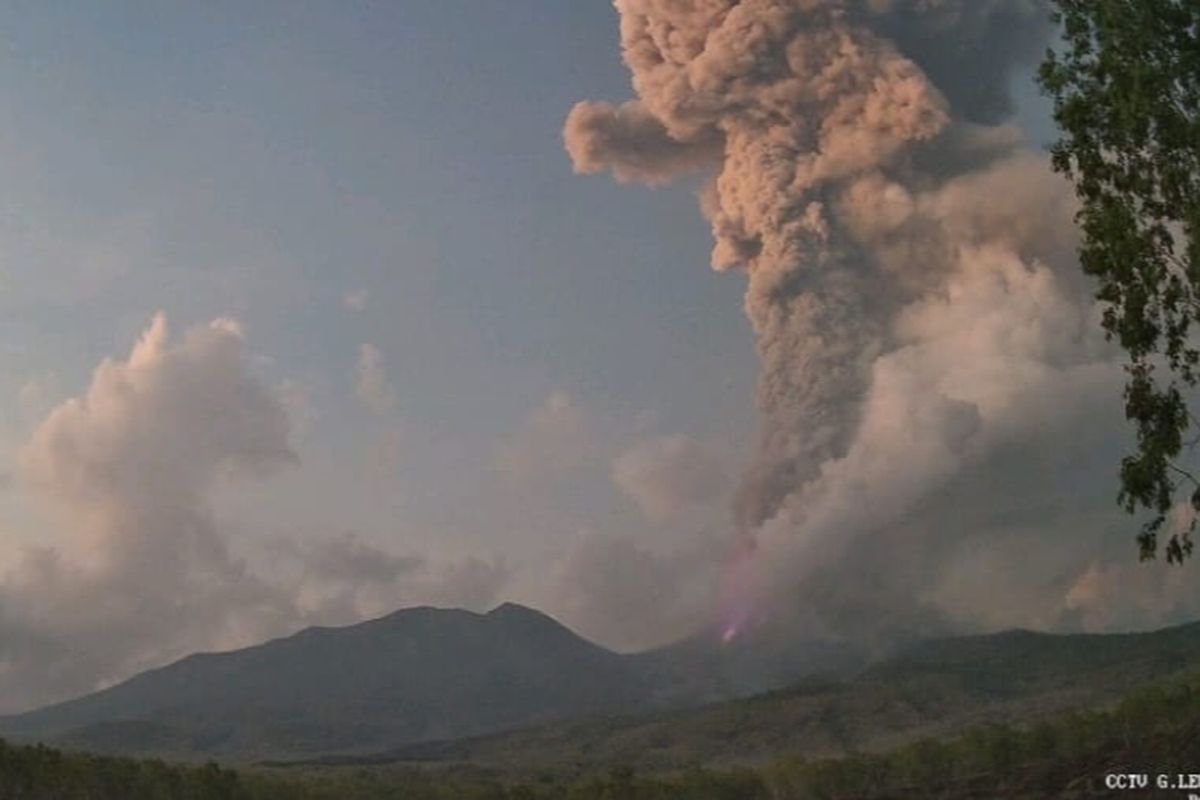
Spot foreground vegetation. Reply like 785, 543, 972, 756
338, 623, 1200, 774
4, 671, 1200, 799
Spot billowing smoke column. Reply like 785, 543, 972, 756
566, 1, 1089, 641
568, 0, 1048, 532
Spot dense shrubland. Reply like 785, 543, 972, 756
3, 672, 1200, 799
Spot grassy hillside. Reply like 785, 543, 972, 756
9, 612, 1200, 791
756, 676, 1200, 799
5, 671, 1200, 799
337, 621, 1200, 772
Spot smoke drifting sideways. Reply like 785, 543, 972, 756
566, 0, 1200, 646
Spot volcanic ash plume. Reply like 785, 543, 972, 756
566, 1, 1138, 638
567, 0, 1050, 530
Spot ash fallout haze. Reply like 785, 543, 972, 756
0, 0, 1194, 720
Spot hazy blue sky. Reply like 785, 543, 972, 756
0, 2, 765, 564
8, 2, 1144, 712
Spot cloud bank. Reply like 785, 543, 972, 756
0, 315, 506, 711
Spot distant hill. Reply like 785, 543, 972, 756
0, 602, 864, 761
10, 601, 1200, 769
7, 667, 1200, 799
630, 622, 867, 706
250, 668, 1200, 797
344, 621, 1200, 772
0, 603, 659, 759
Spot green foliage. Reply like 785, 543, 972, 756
0, 743, 251, 800
10, 626, 1200, 798
0, 738, 771, 800
761, 671, 1200, 799
7, 670, 1200, 799
1038, 0, 1200, 561
377, 622, 1200, 776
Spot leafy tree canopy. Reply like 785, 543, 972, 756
1039, 0, 1200, 561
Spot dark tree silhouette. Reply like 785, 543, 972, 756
1039, 0, 1200, 561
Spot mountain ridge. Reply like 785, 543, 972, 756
9, 601, 1200, 766
320, 617, 1200, 773
0, 602, 657, 758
